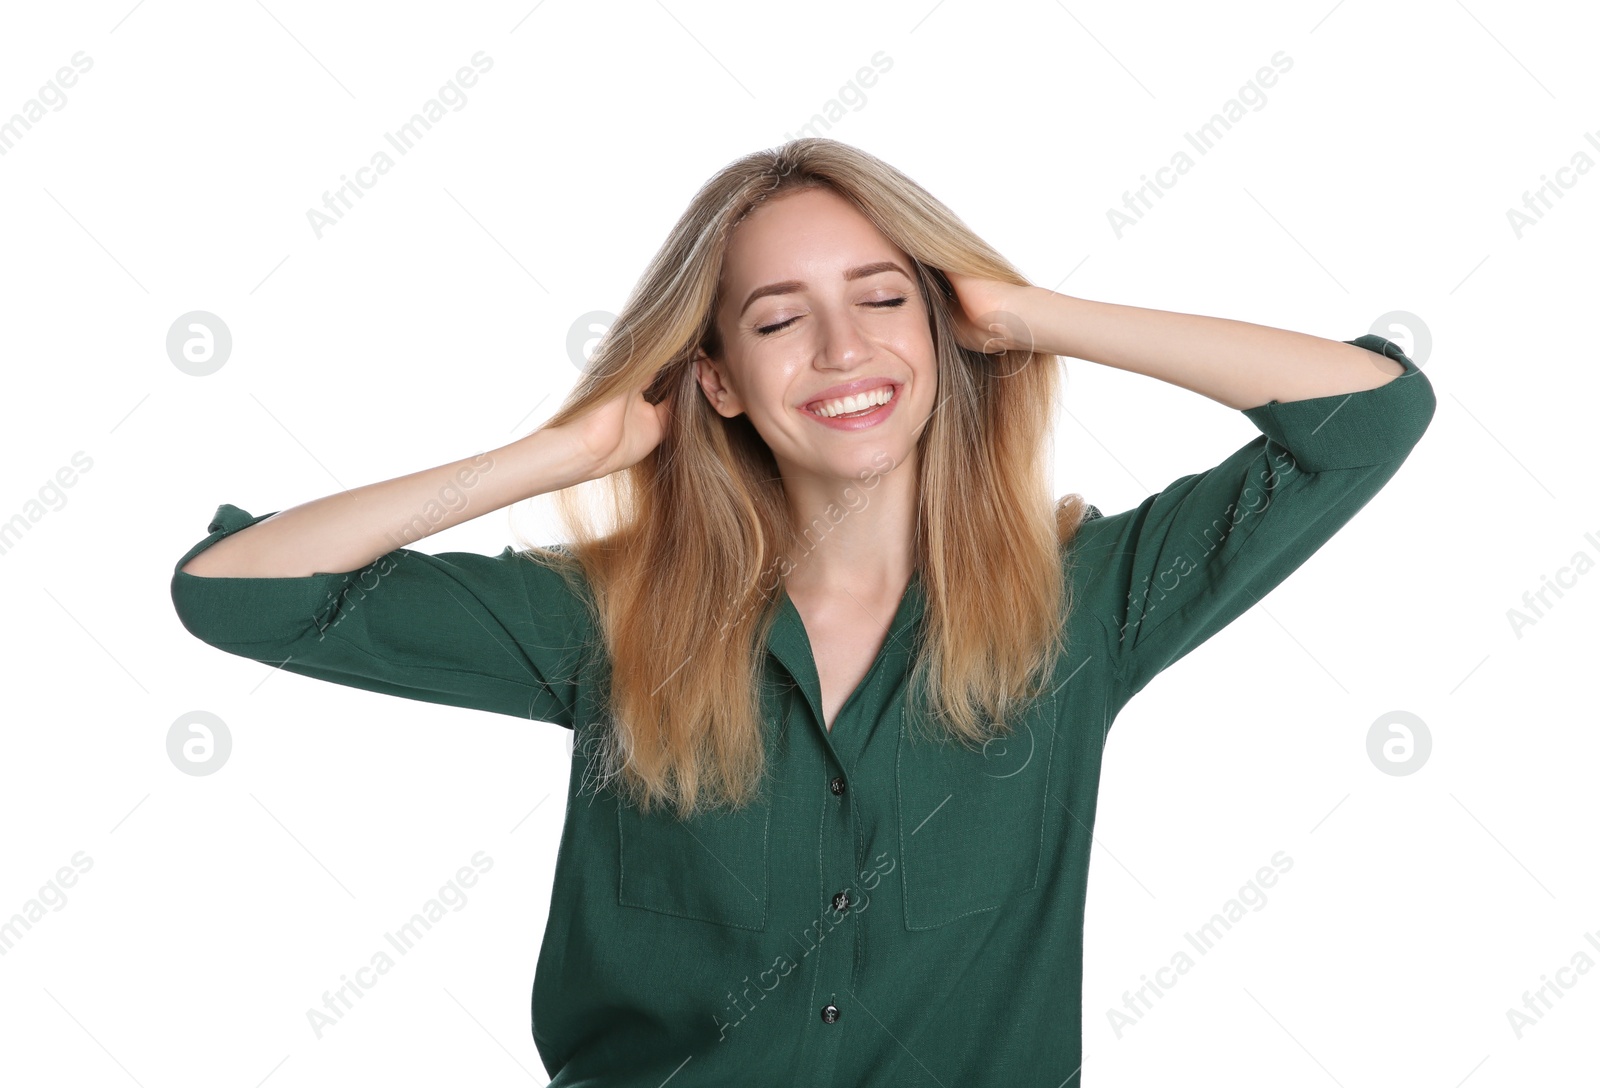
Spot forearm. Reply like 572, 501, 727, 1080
1005, 285, 1405, 411
180, 425, 596, 579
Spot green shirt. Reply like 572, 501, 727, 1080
170, 334, 1435, 1085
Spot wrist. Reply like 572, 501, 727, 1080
996, 283, 1053, 354
508, 425, 607, 495
1010, 285, 1081, 357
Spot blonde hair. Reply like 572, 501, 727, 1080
517, 138, 1091, 819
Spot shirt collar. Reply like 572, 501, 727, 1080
763, 569, 928, 713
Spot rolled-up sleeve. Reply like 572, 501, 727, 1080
170, 503, 594, 727
1069, 333, 1437, 705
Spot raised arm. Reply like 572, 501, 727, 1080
946, 275, 1407, 409
945, 277, 1440, 709
181, 375, 669, 579
171, 376, 674, 726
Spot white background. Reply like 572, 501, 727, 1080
1, 0, 1595, 1084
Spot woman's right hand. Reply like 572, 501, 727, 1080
181, 370, 678, 580
559, 373, 677, 481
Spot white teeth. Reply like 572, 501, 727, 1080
808, 385, 894, 418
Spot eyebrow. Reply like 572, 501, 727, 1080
737, 260, 912, 318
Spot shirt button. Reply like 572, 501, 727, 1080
831, 890, 850, 912
829, 776, 846, 796
820, 1003, 840, 1024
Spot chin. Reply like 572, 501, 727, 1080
821, 441, 907, 484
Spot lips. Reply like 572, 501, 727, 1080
800, 378, 902, 411
805, 384, 896, 418
799, 382, 902, 430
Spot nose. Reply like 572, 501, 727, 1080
813, 300, 873, 371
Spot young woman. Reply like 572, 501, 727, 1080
172, 138, 1435, 1085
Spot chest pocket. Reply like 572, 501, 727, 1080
896, 690, 1058, 930
614, 723, 775, 931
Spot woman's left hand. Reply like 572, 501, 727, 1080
943, 271, 1032, 355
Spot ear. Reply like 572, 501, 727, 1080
692, 346, 745, 418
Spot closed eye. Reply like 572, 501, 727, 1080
755, 297, 908, 337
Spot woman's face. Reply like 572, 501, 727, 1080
694, 186, 939, 487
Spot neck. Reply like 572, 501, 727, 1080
778, 454, 919, 603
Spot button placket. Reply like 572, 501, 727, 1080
801, 756, 857, 1060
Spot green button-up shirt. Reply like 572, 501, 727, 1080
170, 334, 1435, 1085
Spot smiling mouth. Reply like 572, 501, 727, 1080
803, 383, 898, 419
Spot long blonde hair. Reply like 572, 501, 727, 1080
516, 138, 1091, 819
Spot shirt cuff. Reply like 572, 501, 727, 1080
170, 504, 360, 647
1239, 334, 1437, 473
